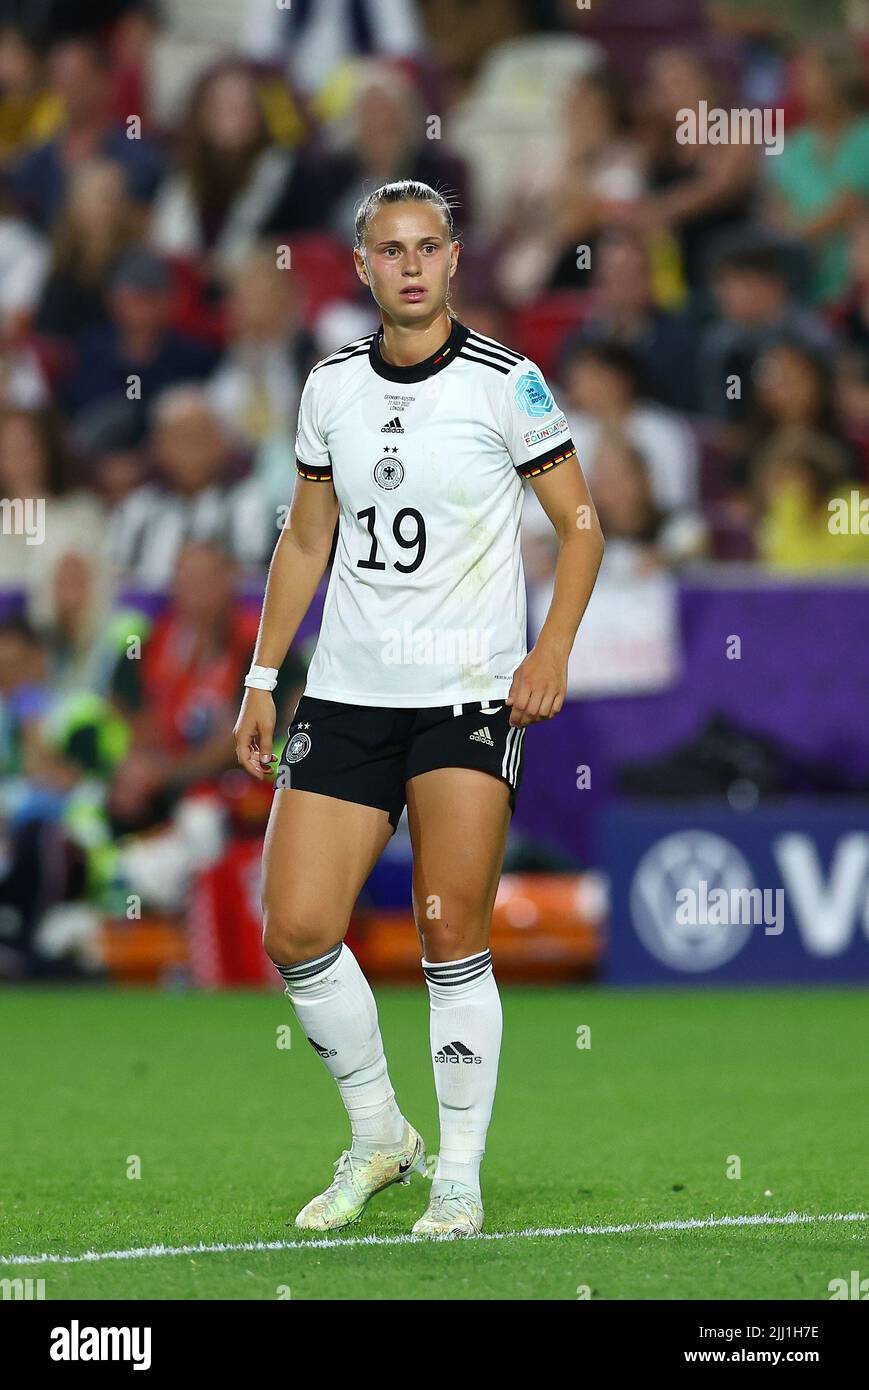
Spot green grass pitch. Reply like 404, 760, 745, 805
1, 984, 867, 1300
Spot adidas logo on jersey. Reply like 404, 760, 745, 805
469, 726, 494, 746
380, 416, 404, 433
435, 1041, 482, 1064
307, 1037, 337, 1058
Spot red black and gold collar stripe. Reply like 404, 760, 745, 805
369, 317, 471, 383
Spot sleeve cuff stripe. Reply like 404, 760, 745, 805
517, 440, 577, 479
296, 459, 332, 481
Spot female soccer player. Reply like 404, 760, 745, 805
234, 180, 604, 1237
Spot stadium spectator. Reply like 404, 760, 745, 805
107, 385, 270, 589
207, 244, 314, 447
0, 615, 71, 975
56, 247, 218, 442
588, 429, 666, 558
33, 158, 144, 338
562, 227, 700, 412
834, 212, 869, 356
764, 34, 869, 306
522, 419, 697, 578
101, 0, 162, 133
310, 60, 470, 246
243, 0, 424, 101
559, 340, 701, 517
0, 612, 133, 976
0, 21, 63, 161
0, 614, 52, 785
754, 428, 869, 569
0, 178, 48, 335
521, 425, 689, 699
495, 63, 643, 306
417, 0, 535, 95
8, 37, 164, 231
150, 61, 305, 279
0, 334, 48, 406
68, 395, 148, 511
589, 426, 706, 565
103, 539, 257, 895
741, 339, 852, 486
699, 237, 835, 421
28, 548, 150, 698
628, 46, 758, 291
111, 539, 257, 775
0, 405, 106, 596
835, 347, 869, 475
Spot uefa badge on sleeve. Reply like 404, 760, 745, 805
514, 371, 553, 418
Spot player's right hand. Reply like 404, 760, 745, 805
234, 689, 277, 781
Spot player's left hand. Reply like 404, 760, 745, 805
505, 643, 568, 727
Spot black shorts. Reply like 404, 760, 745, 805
274, 695, 526, 831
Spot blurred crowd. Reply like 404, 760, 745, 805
2, 0, 869, 974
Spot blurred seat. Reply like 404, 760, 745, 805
166, 255, 228, 346
281, 231, 363, 325
704, 502, 757, 561
511, 292, 590, 380
99, 914, 188, 984
353, 873, 603, 983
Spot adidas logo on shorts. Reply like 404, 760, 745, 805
434, 1040, 482, 1064
307, 1037, 337, 1058
469, 725, 494, 746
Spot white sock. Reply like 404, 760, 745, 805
422, 948, 502, 1200
276, 942, 406, 1158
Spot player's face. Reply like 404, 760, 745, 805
354, 202, 458, 326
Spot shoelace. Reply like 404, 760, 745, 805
320, 1143, 409, 1201
321, 1150, 361, 1196
428, 1186, 477, 1218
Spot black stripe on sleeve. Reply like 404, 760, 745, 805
296, 458, 333, 481
466, 330, 525, 362
312, 347, 371, 372
458, 349, 510, 374
464, 334, 523, 367
515, 439, 577, 479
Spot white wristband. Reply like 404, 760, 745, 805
244, 665, 278, 691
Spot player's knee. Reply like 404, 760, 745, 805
261, 902, 338, 966
418, 912, 488, 962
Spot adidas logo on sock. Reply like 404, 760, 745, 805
469, 726, 494, 746
435, 1040, 482, 1065
380, 415, 404, 433
307, 1037, 337, 1058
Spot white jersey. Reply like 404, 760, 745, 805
293, 317, 575, 707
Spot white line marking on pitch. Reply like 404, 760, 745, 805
1, 1211, 866, 1267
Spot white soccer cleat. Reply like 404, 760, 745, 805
293, 1124, 427, 1232
412, 1180, 484, 1238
